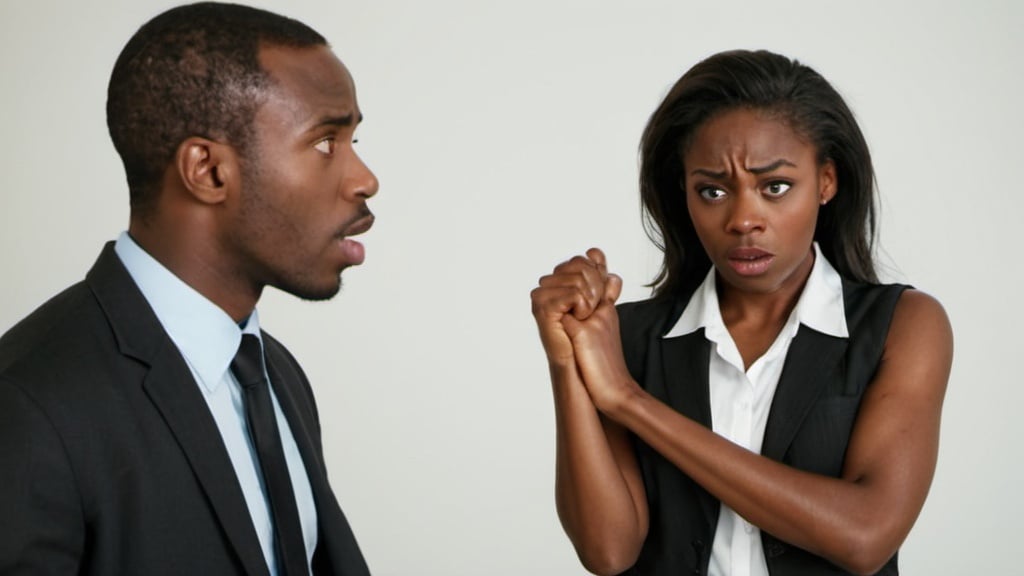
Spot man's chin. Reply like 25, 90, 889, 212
276, 277, 343, 302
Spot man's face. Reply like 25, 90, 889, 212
228, 45, 379, 301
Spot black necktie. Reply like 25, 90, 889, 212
231, 334, 308, 576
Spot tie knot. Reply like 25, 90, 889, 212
231, 334, 266, 390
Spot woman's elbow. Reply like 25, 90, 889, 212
576, 545, 641, 576
833, 526, 901, 576
569, 524, 645, 576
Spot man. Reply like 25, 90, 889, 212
0, 3, 377, 575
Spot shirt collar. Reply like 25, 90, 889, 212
663, 242, 848, 340
114, 231, 262, 391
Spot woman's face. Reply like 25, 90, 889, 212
682, 107, 836, 296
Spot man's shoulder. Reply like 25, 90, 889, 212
0, 280, 101, 376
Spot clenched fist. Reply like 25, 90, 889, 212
531, 248, 638, 412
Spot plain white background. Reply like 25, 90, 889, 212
1, 1, 1020, 574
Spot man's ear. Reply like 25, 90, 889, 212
174, 137, 240, 205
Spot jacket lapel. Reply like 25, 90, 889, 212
656, 325, 847, 528
659, 331, 712, 426
262, 352, 328, 497
658, 330, 718, 529
761, 326, 847, 462
87, 243, 269, 576
141, 351, 270, 576
264, 342, 370, 576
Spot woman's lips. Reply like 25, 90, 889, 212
727, 247, 774, 276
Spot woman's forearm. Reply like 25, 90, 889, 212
550, 360, 648, 576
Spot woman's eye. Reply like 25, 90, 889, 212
314, 138, 336, 155
698, 186, 726, 200
765, 181, 792, 196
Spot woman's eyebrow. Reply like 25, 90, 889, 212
689, 158, 796, 179
748, 158, 797, 174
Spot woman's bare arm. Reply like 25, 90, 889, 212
532, 250, 649, 575
570, 276, 952, 576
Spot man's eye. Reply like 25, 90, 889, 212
314, 138, 336, 155
698, 186, 726, 200
765, 181, 792, 196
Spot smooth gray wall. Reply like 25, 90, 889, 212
1, 1, 1020, 574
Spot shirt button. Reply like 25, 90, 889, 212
744, 522, 755, 534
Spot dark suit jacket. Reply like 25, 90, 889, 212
617, 279, 907, 576
0, 243, 370, 575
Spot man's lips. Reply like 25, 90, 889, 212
337, 208, 375, 238
334, 209, 374, 266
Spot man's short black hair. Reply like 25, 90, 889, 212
106, 2, 326, 214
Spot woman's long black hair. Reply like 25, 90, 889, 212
640, 50, 879, 298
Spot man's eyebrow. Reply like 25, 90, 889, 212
312, 112, 363, 129
689, 158, 796, 179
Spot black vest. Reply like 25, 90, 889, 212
617, 279, 908, 576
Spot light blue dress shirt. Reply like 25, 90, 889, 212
115, 232, 317, 575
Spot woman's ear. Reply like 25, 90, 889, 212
819, 159, 837, 205
174, 137, 240, 205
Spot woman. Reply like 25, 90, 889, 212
530, 50, 952, 576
